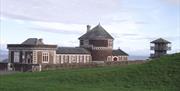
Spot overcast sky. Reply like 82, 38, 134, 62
0, 0, 180, 56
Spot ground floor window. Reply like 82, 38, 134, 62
14, 52, 20, 63
71, 55, 77, 63
42, 52, 49, 63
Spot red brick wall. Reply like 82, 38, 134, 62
49, 51, 54, 64
91, 49, 112, 61
37, 51, 55, 64
37, 51, 42, 64
0, 63, 8, 71
89, 40, 108, 47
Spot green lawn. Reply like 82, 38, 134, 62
0, 53, 180, 91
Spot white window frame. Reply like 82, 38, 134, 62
42, 52, 49, 63
14, 51, 20, 63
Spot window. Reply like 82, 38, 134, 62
108, 40, 113, 47
14, 52, 20, 63
125, 57, 128, 60
71, 55, 77, 63
33, 51, 37, 64
80, 40, 84, 45
107, 56, 111, 61
42, 52, 49, 63
64, 55, 69, 63
61, 55, 65, 64
119, 56, 122, 60
84, 40, 89, 45
86, 56, 89, 62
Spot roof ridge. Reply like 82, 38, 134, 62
79, 24, 114, 40
151, 38, 171, 43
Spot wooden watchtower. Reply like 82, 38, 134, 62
150, 38, 171, 58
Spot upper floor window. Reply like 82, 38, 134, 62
108, 40, 113, 47
84, 40, 89, 45
80, 40, 84, 45
42, 52, 49, 63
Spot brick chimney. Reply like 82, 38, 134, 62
87, 25, 91, 32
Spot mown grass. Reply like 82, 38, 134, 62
0, 53, 180, 91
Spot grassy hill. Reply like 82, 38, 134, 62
0, 53, 180, 91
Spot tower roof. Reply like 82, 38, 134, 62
7, 38, 57, 48
79, 24, 114, 40
150, 38, 171, 43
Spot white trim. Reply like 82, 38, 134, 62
33, 51, 37, 64
53, 51, 56, 64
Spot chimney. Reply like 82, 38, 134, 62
87, 25, 91, 32
39, 38, 43, 42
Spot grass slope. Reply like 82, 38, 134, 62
0, 53, 180, 91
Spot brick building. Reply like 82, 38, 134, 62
7, 38, 57, 64
7, 24, 128, 71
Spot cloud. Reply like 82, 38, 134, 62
163, 0, 180, 5
30, 27, 82, 35
121, 33, 139, 37
30, 21, 85, 31
0, 16, 7, 21
29, 20, 144, 38
111, 33, 139, 38
135, 21, 149, 24
28, 21, 89, 35
0, 0, 121, 23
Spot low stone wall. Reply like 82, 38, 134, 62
41, 63, 98, 70
11, 63, 41, 72
105, 60, 147, 66
0, 60, 147, 72
41, 60, 147, 71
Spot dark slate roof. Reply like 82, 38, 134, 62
22, 38, 44, 45
150, 38, 171, 43
79, 24, 114, 40
56, 47, 90, 54
112, 49, 128, 56
7, 38, 57, 48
